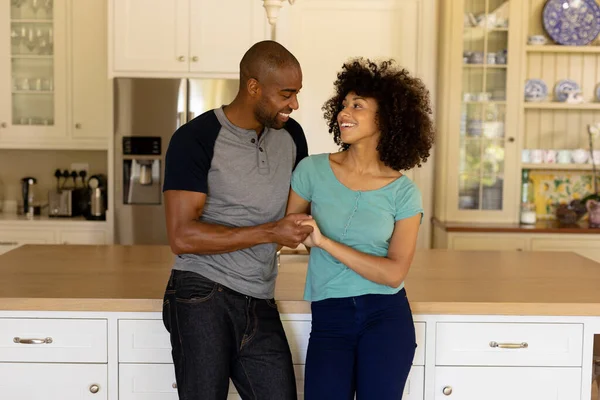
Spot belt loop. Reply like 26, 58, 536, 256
168, 270, 176, 287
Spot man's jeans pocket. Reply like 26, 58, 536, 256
174, 270, 218, 304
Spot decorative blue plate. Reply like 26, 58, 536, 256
554, 79, 580, 101
524, 79, 548, 101
543, 0, 600, 46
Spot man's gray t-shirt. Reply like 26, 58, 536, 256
162, 107, 308, 299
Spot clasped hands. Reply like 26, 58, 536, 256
278, 213, 327, 249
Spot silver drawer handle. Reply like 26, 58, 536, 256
489, 341, 528, 349
13, 337, 53, 344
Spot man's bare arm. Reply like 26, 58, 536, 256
165, 190, 313, 255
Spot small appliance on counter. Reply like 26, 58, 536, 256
85, 174, 107, 221
19, 176, 42, 216
48, 169, 88, 218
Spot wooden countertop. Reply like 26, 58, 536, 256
432, 217, 600, 234
1, 245, 600, 316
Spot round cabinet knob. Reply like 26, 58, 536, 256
0, 122, 7, 128
192, 56, 198, 62
75, 123, 82, 129
89, 384, 100, 394
507, 137, 515, 143
443, 386, 453, 396
172, 382, 177, 389
177, 56, 185, 62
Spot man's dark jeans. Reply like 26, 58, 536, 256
162, 269, 297, 400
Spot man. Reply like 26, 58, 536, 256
161, 40, 312, 400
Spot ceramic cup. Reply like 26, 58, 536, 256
530, 149, 543, 163
543, 149, 557, 164
521, 149, 531, 163
590, 150, 600, 164
572, 149, 589, 164
557, 150, 572, 164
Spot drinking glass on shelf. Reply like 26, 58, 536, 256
42, 77, 53, 91
43, 0, 52, 16
30, 0, 41, 16
24, 27, 37, 52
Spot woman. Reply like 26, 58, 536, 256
286, 58, 434, 399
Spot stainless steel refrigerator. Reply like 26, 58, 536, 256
113, 78, 239, 245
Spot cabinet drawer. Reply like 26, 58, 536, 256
118, 319, 426, 367
0, 229, 55, 244
0, 318, 107, 362
119, 319, 171, 363
0, 363, 108, 400
119, 364, 304, 400
436, 322, 583, 367
451, 235, 527, 251
119, 364, 177, 400
58, 229, 107, 245
434, 366, 581, 400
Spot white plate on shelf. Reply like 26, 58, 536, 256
554, 79, 580, 102
524, 79, 548, 102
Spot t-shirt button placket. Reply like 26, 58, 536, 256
258, 146, 269, 173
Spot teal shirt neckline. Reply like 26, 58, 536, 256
290, 153, 424, 302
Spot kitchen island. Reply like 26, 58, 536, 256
0, 245, 599, 399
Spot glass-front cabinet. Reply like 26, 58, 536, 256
1, 0, 66, 144
438, 0, 519, 222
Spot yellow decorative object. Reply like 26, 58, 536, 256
530, 171, 594, 219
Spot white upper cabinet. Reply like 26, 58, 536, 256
0, 0, 110, 149
110, 0, 270, 78
70, 0, 111, 143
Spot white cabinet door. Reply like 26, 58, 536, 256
188, 0, 268, 76
434, 367, 581, 400
70, 0, 109, 145
0, 363, 107, 400
404, 366, 424, 400
112, 0, 190, 73
276, 0, 429, 155
0, 0, 69, 148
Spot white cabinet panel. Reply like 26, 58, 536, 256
70, 0, 110, 143
434, 366, 581, 400
112, 0, 189, 73
405, 366, 424, 400
0, 228, 55, 244
119, 364, 177, 400
189, 0, 267, 75
436, 322, 583, 367
0, 318, 107, 362
0, 363, 107, 400
120, 364, 304, 400
451, 235, 528, 251
119, 319, 172, 363
58, 229, 107, 245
